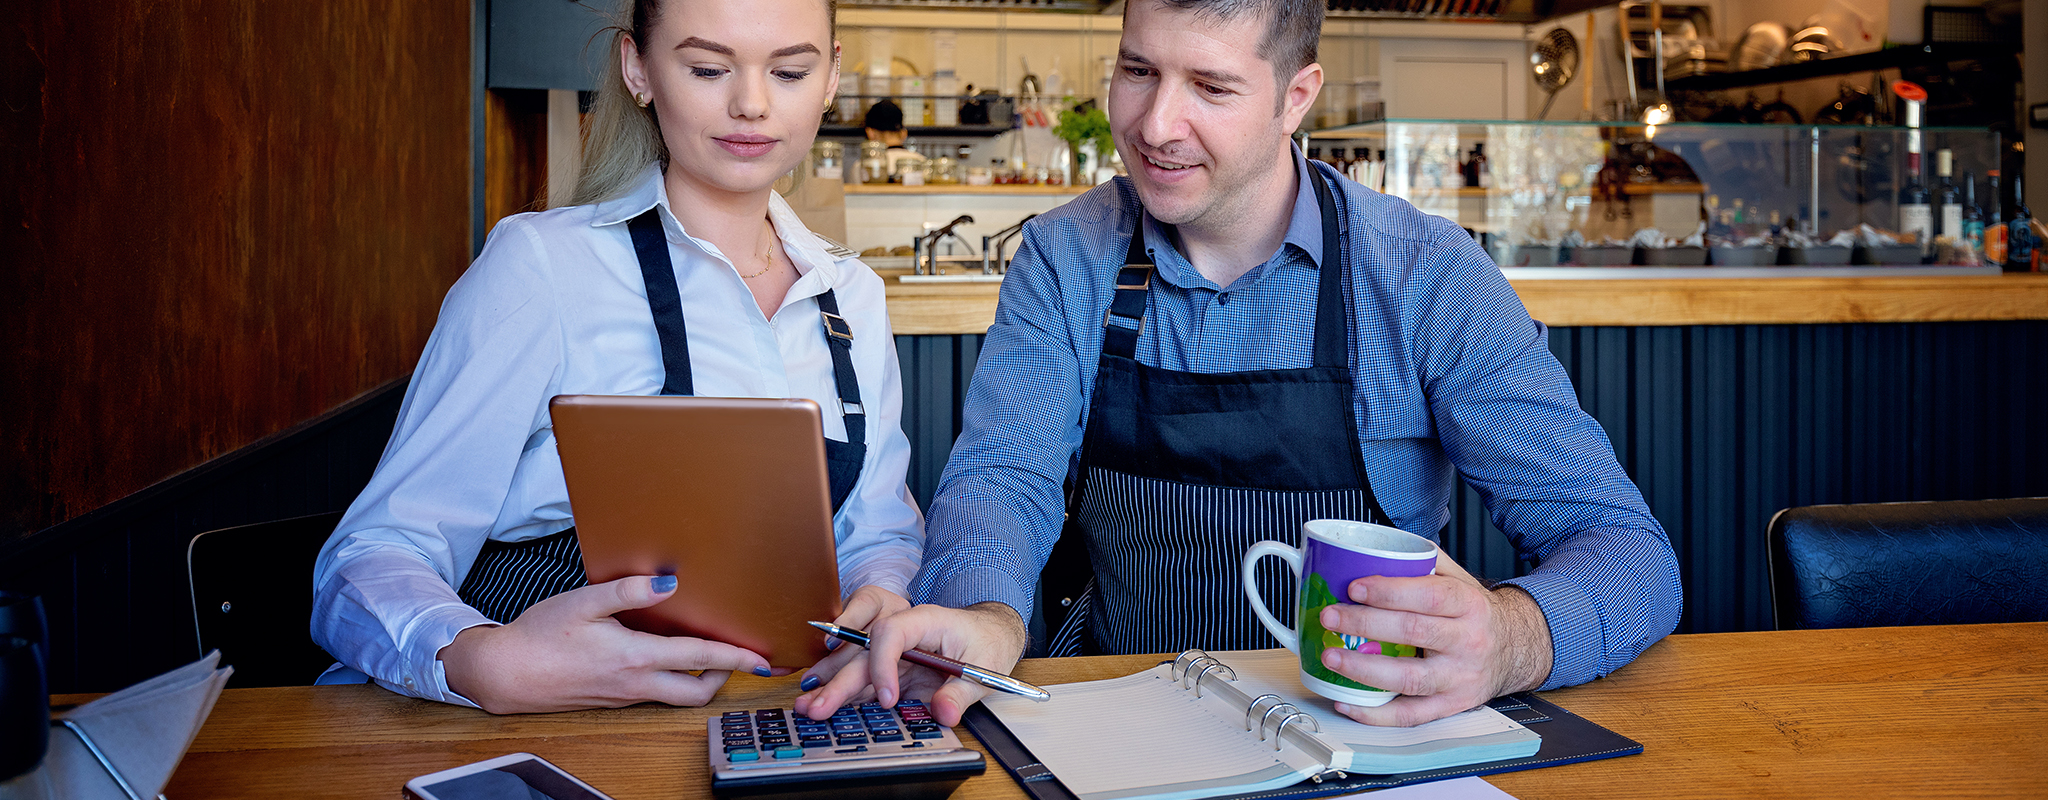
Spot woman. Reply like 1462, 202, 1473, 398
312, 0, 918, 714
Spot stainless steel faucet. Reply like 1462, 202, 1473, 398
981, 214, 1038, 274
913, 214, 975, 275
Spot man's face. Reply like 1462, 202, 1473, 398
1109, 1, 1319, 232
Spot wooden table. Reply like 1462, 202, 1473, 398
126, 622, 2045, 799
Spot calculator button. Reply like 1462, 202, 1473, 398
723, 735, 755, 746
911, 730, 943, 740
800, 736, 832, 748
760, 736, 791, 746
872, 733, 906, 743
727, 749, 759, 762
773, 746, 805, 760
836, 735, 868, 745
906, 723, 939, 733
831, 723, 863, 734
723, 711, 749, 720
725, 744, 759, 755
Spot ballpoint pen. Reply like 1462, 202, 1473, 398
807, 620, 1052, 702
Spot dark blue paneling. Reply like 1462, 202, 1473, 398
897, 321, 2048, 636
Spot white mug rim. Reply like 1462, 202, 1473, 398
1301, 519, 1437, 561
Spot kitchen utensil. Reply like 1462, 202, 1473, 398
1532, 28, 1579, 120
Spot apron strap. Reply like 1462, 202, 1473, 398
628, 210, 694, 395
815, 289, 866, 449
1306, 165, 1348, 371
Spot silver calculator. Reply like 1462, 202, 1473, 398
708, 699, 985, 795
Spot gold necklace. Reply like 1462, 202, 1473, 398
739, 227, 777, 279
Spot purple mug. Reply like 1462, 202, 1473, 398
1241, 520, 1438, 706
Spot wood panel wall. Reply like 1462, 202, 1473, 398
0, 1, 473, 541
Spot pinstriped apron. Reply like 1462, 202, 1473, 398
1043, 167, 1392, 657
456, 209, 868, 624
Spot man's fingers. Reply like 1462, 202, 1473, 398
1346, 574, 1483, 621
1320, 645, 1437, 698
1332, 691, 1479, 728
1321, 599, 1461, 655
928, 677, 993, 727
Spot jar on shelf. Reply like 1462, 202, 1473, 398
859, 140, 889, 185
812, 140, 843, 181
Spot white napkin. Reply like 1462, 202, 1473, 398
0, 652, 232, 800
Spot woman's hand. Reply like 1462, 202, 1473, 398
438, 575, 772, 714
791, 585, 910, 696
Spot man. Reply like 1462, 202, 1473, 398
798, 0, 1682, 728
861, 99, 918, 177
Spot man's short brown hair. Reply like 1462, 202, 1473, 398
1135, 0, 1323, 106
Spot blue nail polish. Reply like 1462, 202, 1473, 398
651, 574, 677, 593
824, 636, 842, 651
752, 666, 772, 677
800, 674, 821, 691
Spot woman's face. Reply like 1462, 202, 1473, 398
623, 0, 838, 197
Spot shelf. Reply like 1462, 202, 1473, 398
844, 183, 1090, 196
1665, 43, 2018, 94
819, 124, 1013, 138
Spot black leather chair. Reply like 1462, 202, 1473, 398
186, 511, 345, 687
1767, 498, 2048, 630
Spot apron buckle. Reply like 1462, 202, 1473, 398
821, 311, 854, 341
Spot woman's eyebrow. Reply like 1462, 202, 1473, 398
674, 37, 820, 59
676, 36, 734, 55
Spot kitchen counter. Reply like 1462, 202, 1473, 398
881, 271, 2048, 335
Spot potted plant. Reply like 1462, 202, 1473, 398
1053, 99, 1113, 186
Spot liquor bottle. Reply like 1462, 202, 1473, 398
1984, 170, 2007, 266
2009, 174, 2036, 272
1935, 149, 1961, 242
1467, 143, 1490, 188
1307, 147, 1323, 170
1897, 149, 1932, 260
1961, 170, 1983, 257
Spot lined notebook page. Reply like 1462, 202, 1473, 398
1213, 649, 1532, 750
981, 669, 1324, 800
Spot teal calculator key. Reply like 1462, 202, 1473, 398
772, 746, 804, 759
727, 748, 759, 762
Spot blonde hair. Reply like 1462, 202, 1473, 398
570, 0, 837, 207
570, 1, 668, 208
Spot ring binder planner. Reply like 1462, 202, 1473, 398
970, 648, 1642, 800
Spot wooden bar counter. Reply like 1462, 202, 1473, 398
125, 622, 2046, 799
884, 272, 2048, 335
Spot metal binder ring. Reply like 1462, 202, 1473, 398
1170, 650, 1207, 681
1244, 694, 1285, 731
1272, 711, 1321, 751
1192, 662, 1237, 697
1257, 702, 1299, 741
1179, 656, 1220, 688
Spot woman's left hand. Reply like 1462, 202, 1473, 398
794, 585, 910, 695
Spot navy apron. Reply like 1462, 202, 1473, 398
1042, 166, 1392, 657
458, 209, 868, 624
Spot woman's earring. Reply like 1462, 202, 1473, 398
635, 93, 650, 108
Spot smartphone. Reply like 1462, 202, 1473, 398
403, 752, 615, 800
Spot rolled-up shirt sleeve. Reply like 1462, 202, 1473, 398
910, 223, 1085, 623
311, 216, 565, 706
1405, 223, 1683, 689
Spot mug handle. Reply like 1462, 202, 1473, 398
1241, 540, 1303, 654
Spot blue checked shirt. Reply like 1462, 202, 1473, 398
910, 154, 1683, 690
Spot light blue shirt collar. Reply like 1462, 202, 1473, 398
1139, 146, 1325, 291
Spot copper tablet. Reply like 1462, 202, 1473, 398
550, 395, 842, 666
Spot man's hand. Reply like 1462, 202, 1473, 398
438, 575, 772, 714
794, 601, 1026, 726
798, 585, 912, 691
1317, 551, 1552, 727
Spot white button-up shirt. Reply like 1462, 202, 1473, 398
312, 165, 922, 706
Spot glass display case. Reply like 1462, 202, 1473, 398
1307, 120, 2003, 271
